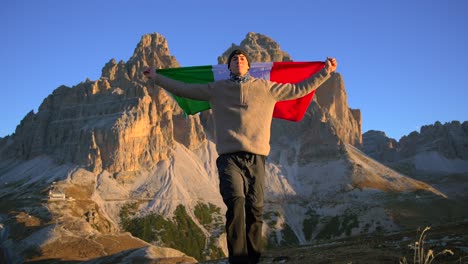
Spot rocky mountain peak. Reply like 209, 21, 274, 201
218, 32, 293, 64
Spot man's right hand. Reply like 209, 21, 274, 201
143, 67, 156, 79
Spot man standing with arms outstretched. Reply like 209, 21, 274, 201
144, 49, 337, 264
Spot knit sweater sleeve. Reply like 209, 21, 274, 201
152, 73, 212, 101
268, 68, 332, 101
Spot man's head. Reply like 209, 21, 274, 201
227, 49, 250, 76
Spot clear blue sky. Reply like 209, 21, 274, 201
2, 0, 467, 140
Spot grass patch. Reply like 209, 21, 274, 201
194, 202, 222, 230
316, 212, 359, 240
120, 203, 223, 261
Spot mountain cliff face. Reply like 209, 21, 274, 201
0, 32, 464, 263
361, 130, 399, 162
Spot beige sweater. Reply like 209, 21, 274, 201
153, 68, 332, 156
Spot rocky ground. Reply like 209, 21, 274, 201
201, 221, 468, 264
4, 203, 466, 264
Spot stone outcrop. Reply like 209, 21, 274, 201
361, 130, 399, 162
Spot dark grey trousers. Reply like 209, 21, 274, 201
216, 151, 266, 264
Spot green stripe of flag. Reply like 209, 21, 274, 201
157, 65, 214, 115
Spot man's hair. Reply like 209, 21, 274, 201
227, 49, 251, 69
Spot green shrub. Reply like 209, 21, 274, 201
280, 223, 299, 246
303, 209, 320, 241
120, 204, 210, 260
194, 202, 222, 229
316, 212, 359, 240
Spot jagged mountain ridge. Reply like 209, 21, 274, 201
361, 121, 468, 174
0, 32, 460, 263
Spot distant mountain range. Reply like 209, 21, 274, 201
1, 32, 467, 263
362, 121, 468, 175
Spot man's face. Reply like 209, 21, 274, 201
229, 54, 249, 76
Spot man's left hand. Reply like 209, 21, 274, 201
325, 57, 337, 73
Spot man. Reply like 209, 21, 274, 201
144, 49, 337, 264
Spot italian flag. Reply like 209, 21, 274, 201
157, 61, 325, 121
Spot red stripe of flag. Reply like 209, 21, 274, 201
271, 61, 325, 121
